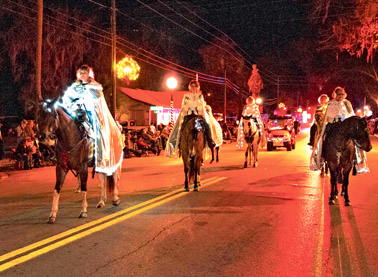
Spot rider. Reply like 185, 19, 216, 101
237, 96, 265, 148
58, 65, 124, 175
165, 80, 215, 157
310, 86, 368, 173
308, 94, 329, 147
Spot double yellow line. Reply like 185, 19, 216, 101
0, 176, 226, 272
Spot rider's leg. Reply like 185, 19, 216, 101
308, 123, 317, 146
201, 119, 216, 149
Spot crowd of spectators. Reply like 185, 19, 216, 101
5, 119, 55, 170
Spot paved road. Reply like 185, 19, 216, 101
0, 129, 378, 276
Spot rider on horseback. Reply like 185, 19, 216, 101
310, 87, 369, 173
308, 94, 329, 147
165, 80, 215, 157
237, 96, 265, 148
58, 65, 124, 175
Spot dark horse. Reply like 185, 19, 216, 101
241, 116, 261, 168
37, 100, 120, 224
180, 116, 205, 191
323, 116, 372, 206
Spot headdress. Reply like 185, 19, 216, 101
318, 94, 329, 104
188, 79, 200, 90
332, 86, 347, 99
246, 96, 255, 104
76, 65, 95, 80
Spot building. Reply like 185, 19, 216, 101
119, 88, 187, 126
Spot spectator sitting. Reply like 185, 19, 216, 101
136, 135, 156, 154
15, 138, 33, 170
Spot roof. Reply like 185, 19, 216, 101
120, 87, 188, 109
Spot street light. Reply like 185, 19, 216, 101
166, 77, 178, 131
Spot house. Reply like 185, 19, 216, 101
119, 88, 187, 126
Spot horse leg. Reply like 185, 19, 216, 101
216, 147, 219, 162
112, 167, 121, 206
96, 173, 106, 208
79, 169, 88, 218
193, 170, 199, 192
210, 147, 214, 164
184, 159, 189, 191
48, 168, 67, 224
343, 169, 351, 206
249, 145, 252, 165
244, 148, 248, 168
329, 170, 338, 205
252, 144, 258, 167
75, 176, 81, 193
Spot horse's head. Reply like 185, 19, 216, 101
353, 117, 372, 152
37, 99, 58, 143
242, 117, 257, 137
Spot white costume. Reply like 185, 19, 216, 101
165, 90, 210, 157
310, 98, 368, 173
59, 80, 124, 175
206, 105, 223, 147
237, 102, 264, 148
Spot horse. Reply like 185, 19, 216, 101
180, 116, 205, 191
210, 146, 219, 163
323, 116, 372, 206
37, 99, 121, 224
241, 116, 261, 168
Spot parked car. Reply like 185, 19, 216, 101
266, 115, 296, 151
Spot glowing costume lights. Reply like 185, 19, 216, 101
58, 79, 124, 176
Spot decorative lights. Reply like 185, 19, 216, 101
116, 56, 140, 84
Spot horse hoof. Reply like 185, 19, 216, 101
340, 191, 345, 196
328, 199, 335, 205
96, 202, 105, 209
47, 217, 56, 224
184, 187, 190, 192
345, 201, 351, 206
210, 159, 214, 164
75, 189, 81, 193
244, 162, 247, 168
253, 162, 258, 168
216, 159, 219, 163
79, 212, 88, 218
193, 187, 199, 192
112, 199, 120, 206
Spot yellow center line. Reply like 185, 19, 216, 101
0, 176, 218, 263
0, 177, 226, 272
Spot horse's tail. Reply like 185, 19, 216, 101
107, 175, 115, 194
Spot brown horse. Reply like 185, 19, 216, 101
323, 116, 372, 206
37, 99, 120, 224
180, 116, 205, 191
241, 116, 261, 168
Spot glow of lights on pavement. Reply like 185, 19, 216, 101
0, 177, 227, 272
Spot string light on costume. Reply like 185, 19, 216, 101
116, 56, 140, 84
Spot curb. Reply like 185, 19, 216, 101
0, 172, 9, 180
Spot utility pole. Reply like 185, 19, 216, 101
277, 76, 280, 109
35, 0, 43, 118
111, 0, 117, 118
224, 69, 227, 123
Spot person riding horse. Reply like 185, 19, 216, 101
237, 96, 265, 148
308, 94, 329, 147
58, 65, 124, 176
310, 86, 369, 173
165, 80, 215, 157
